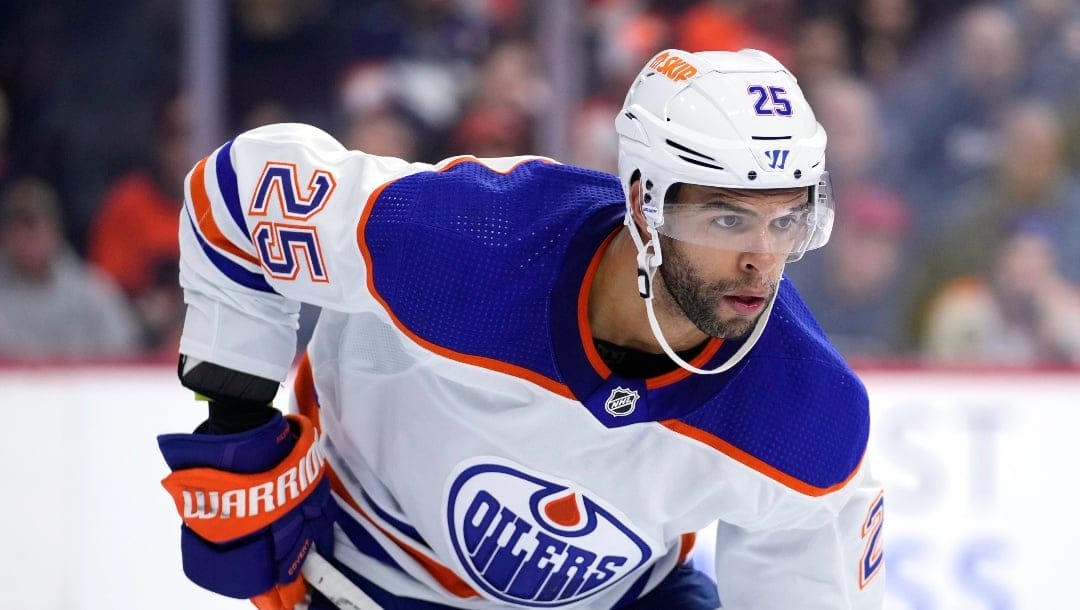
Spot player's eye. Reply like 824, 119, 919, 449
711, 215, 743, 229
772, 215, 797, 231
773, 208, 811, 232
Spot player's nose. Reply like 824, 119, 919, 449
738, 249, 781, 274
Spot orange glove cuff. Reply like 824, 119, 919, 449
161, 414, 326, 543
250, 576, 309, 610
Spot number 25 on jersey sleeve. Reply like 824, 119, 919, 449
860, 490, 885, 589
248, 161, 336, 283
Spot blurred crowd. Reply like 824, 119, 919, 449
0, 0, 1077, 367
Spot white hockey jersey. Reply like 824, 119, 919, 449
178, 123, 885, 609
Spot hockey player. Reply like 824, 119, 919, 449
158, 48, 885, 609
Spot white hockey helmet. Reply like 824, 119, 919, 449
615, 48, 834, 262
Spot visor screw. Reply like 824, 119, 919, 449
645, 179, 654, 190
794, 169, 802, 179
747, 171, 757, 181
644, 193, 652, 203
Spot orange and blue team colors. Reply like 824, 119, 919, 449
161, 414, 326, 544
173, 122, 885, 608
158, 408, 338, 609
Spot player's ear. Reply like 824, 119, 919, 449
628, 178, 650, 235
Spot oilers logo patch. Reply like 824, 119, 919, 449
445, 459, 653, 607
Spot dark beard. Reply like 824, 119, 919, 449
657, 237, 774, 339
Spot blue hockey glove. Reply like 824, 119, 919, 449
158, 411, 337, 609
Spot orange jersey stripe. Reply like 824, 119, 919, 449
576, 232, 616, 376
644, 339, 723, 390
293, 353, 320, 427
662, 419, 862, 497
189, 155, 260, 265
326, 469, 480, 599
677, 532, 697, 565
574, 232, 724, 388
292, 354, 480, 599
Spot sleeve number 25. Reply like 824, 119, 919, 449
859, 491, 885, 589
747, 85, 792, 116
249, 162, 336, 283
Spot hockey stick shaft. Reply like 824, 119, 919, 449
302, 548, 384, 610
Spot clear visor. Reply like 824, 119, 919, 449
656, 182, 832, 262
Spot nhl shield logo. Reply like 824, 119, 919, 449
604, 387, 639, 416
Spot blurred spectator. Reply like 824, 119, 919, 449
0, 176, 139, 362
589, 0, 675, 96
890, 4, 1029, 232
788, 74, 917, 358
227, 0, 339, 129
568, 97, 621, 173
466, 39, 546, 123
674, 0, 797, 63
3, 2, 182, 252
791, 13, 852, 90
0, 87, 10, 190
448, 103, 531, 157
803, 74, 898, 191
334, 0, 500, 144
673, 1, 754, 52
848, 0, 922, 84
921, 215, 1080, 365
337, 0, 493, 63
86, 92, 189, 358
905, 98, 1080, 341
337, 60, 454, 157
0, 87, 8, 165
443, 39, 543, 157
575, 3, 672, 173
940, 97, 1080, 272
241, 99, 295, 133
1010, 0, 1080, 107
340, 105, 423, 161
787, 183, 915, 360
0, 0, 1075, 364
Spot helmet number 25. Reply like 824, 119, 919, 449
747, 85, 793, 116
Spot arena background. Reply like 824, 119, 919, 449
0, 1, 1077, 609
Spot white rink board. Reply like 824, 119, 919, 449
0, 366, 1077, 609
692, 369, 1080, 610
864, 371, 1080, 610
0, 367, 245, 610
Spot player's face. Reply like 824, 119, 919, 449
656, 185, 803, 339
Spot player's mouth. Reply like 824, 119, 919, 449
723, 294, 766, 316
